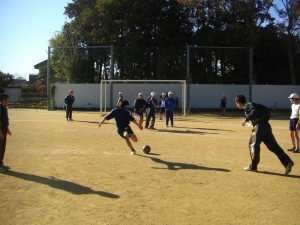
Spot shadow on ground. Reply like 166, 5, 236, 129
156, 129, 218, 135
137, 154, 230, 172
3, 170, 120, 198
257, 170, 300, 179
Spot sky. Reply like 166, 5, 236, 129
0, 0, 71, 79
0, 0, 283, 80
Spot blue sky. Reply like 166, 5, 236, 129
0, 0, 282, 80
0, 0, 71, 79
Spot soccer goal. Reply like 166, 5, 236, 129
100, 80, 187, 116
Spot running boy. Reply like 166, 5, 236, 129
133, 93, 148, 126
0, 94, 12, 172
98, 99, 143, 155
64, 90, 75, 121
164, 91, 177, 127
287, 93, 300, 153
235, 94, 294, 175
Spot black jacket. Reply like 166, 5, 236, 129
244, 102, 271, 126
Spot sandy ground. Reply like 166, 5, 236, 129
0, 109, 299, 225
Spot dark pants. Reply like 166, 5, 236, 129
66, 104, 73, 119
145, 108, 155, 128
0, 136, 7, 166
249, 123, 293, 170
165, 110, 174, 126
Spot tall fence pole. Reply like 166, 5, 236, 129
186, 45, 190, 113
248, 46, 253, 101
47, 46, 51, 110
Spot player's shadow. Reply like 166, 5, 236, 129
3, 170, 119, 198
137, 155, 230, 172
257, 171, 300, 179
157, 129, 216, 135
75, 120, 99, 124
174, 126, 234, 132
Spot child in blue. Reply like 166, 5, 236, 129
0, 93, 12, 172
164, 91, 177, 127
64, 90, 75, 121
220, 94, 227, 116
98, 99, 143, 155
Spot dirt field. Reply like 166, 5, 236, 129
0, 109, 299, 225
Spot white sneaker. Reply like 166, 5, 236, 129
131, 150, 136, 155
243, 165, 257, 172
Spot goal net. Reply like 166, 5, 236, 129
100, 80, 187, 116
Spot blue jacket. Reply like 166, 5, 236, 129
64, 95, 75, 105
147, 97, 158, 109
105, 108, 134, 129
164, 97, 177, 112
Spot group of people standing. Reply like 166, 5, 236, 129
132, 91, 177, 129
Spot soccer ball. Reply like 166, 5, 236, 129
142, 145, 151, 154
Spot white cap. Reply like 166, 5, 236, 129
138, 93, 143, 96
168, 91, 173, 95
118, 92, 123, 95
151, 92, 156, 96
288, 93, 299, 99
162, 93, 166, 96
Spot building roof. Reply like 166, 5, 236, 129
34, 60, 47, 69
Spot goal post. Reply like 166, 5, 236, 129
100, 80, 187, 116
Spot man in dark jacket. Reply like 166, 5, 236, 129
64, 90, 75, 121
235, 94, 294, 175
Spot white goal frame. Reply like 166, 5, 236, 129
100, 80, 187, 116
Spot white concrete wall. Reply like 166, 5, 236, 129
4, 88, 22, 103
54, 84, 100, 109
54, 83, 300, 109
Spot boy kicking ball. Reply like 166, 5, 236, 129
235, 94, 294, 175
98, 99, 143, 155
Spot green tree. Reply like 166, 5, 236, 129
274, 0, 300, 84
0, 71, 13, 88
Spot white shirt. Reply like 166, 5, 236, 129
290, 103, 300, 119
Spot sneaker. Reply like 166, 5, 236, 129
243, 165, 257, 172
0, 166, 8, 173
293, 148, 300, 153
287, 147, 295, 151
69, 118, 74, 121
285, 162, 294, 175
2, 165, 10, 170
131, 150, 136, 155
166, 125, 168, 127
149, 126, 156, 130
171, 124, 174, 127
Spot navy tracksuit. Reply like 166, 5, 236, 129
244, 102, 293, 170
0, 104, 9, 166
64, 95, 75, 120
145, 97, 158, 128
164, 97, 177, 126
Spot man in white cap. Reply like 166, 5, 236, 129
145, 92, 158, 129
164, 91, 177, 127
116, 92, 123, 107
288, 93, 300, 153
133, 93, 148, 126
159, 93, 167, 120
